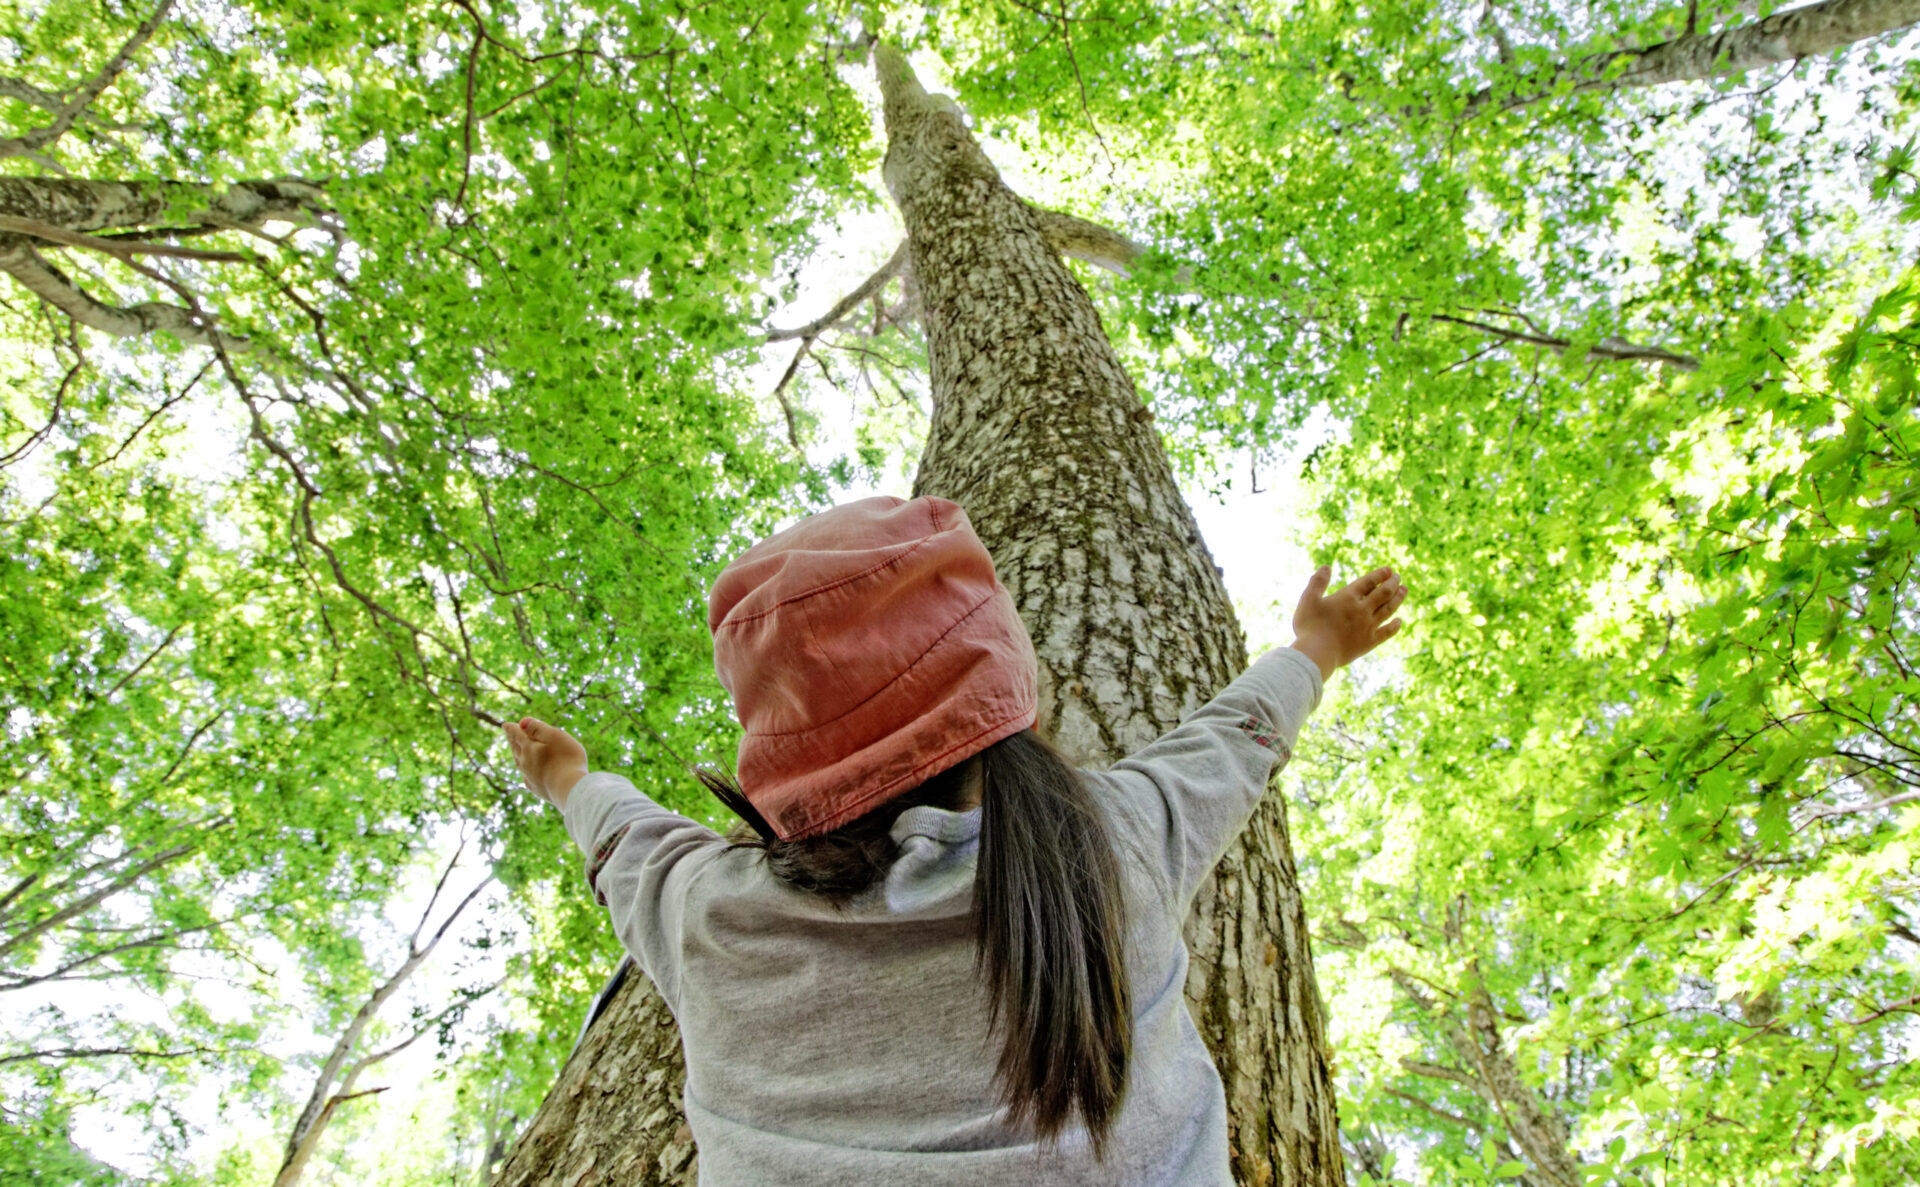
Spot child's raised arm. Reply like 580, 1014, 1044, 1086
1102, 564, 1409, 908
501, 715, 723, 1013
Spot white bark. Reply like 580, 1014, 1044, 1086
0, 245, 253, 354
1463, 0, 1920, 117
0, 176, 327, 239
274, 866, 493, 1187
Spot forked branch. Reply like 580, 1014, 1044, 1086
0, 215, 249, 262
0, 245, 254, 354
275, 843, 495, 1187
765, 240, 910, 343
0, 0, 176, 161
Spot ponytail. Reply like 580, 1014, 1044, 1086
699, 729, 1132, 1154
974, 729, 1132, 1153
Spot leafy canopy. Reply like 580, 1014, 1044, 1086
1, 0, 1915, 1181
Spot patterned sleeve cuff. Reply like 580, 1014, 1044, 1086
1236, 713, 1293, 761
587, 824, 632, 907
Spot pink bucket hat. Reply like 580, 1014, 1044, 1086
706, 495, 1039, 840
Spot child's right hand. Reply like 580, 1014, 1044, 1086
1289, 565, 1408, 681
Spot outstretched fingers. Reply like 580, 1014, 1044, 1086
1343, 566, 1389, 599
1365, 579, 1408, 656
1360, 571, 1401, 612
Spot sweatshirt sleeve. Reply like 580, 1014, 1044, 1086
1102, 645, 1323, 911
560, 772, 725, 1010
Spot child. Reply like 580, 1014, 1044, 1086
504, 495, 1405, 1186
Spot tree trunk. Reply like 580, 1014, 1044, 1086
494, 44, 1345, 1187
491, 974, 696, 1186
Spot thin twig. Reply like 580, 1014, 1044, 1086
765, 240, 910, 343
1842, 992, 1920, 1027
770, 339, 812, 449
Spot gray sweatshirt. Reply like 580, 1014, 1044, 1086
562, 645, 1323, 1186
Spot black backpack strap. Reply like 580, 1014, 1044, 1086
571, 955, 633, 1054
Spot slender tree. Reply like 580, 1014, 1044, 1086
273, 845, 497, 1187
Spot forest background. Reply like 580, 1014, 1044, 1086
1, 0, 1916, 1183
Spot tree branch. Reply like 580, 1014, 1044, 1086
770, 340, 812, 449
1841, 992, 1920, 1026
410, 837, 470, 954
1029, 211, 1700, 370
280, 861, 493, 1173
0, 1042, 222, 1067
1402, 1058, 1480, 1086
0, 244, 254, 353
1458, 0, 1920, 120
0, 874, 39, 921
0, 0, 175, 161
272, 1087, 389, 1187
85, 359, 211, 472
1430, 312, 1701, 372
1033, 207, 1149, 277
1804, 788, 1920, 820
765, 239, 910, 342
0, 75, 66, 113
345, 978, 502, 1077
0, 920, 230, 992
0, 176, 331, 241
98, 623, 185, 700
0, 214, 249, 261
0, 842, 197, 960
0, 322, 83, 467
1384, 1086, 1486, 1130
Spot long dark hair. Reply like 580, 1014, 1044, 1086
697, 729, 1132, 1153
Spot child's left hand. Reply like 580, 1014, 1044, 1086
503, 717, 589, 809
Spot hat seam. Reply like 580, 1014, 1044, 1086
716, 532, 938, 631
778, 695, 1035, 839
748, 587, 1002, 740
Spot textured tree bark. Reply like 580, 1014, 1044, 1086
1461, 0, 1920, 117
878, 45, 1343, 1186
0, 177, 326, 242
491, 976, 698, 1187
494, 43, 1346, 1187
0, 176, 331, 354
275, 872, 496, 1187
0, 246, 253, 351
